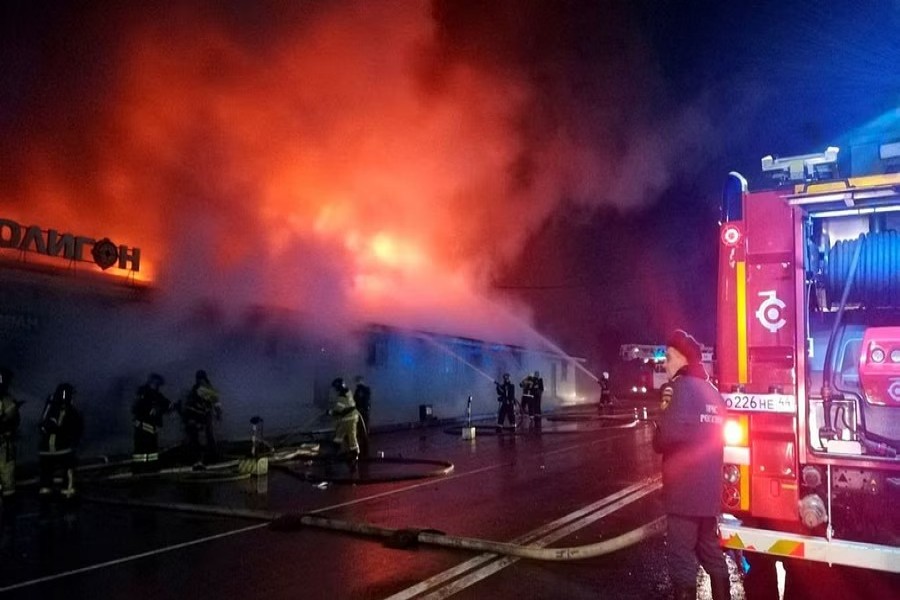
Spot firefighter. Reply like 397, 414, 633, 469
0, 368, 21, 500
598, 371, 612, 413
328, 378, 360, 471
652, 330, 729, 600
179, 370, 221, 469
38, 383, 84, 499
131, 373, 171, 473
531, 370, 544, 424
519, 373, 534, 418
353, 375, 371, 458
495, 373, 516, 430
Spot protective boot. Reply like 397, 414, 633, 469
710, 575, 730, 600
347, 449, 359, 473
675, 585, 697, 600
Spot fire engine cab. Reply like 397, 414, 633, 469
716, 137, 900, 585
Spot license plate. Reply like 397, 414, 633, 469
722, 393, 796, 413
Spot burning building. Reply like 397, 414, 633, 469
0, 223, 581, 456
0, 2, 612, 456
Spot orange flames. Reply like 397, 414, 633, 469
0, 2, 588, 340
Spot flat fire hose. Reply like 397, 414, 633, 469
83, 494, 666, 561
87, 479, 666, 562
291, 513, 667, 561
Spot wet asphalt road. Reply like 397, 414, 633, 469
15, 409, 896, 600
3, 410, 712, 599
3, 409, 897, 599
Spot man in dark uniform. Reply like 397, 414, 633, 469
495, 373, 516, 430
598, 371, 612, 413
530, 370, 544, 427
519, 374, 534, 418
132, 373, 171, 473
38, 383, 84, 499
653, 330, 729, 600
353, 375, 371, 458
179, 370, 221, 468
0, 368, 21, 500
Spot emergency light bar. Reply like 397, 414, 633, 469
762, 147, 839, 182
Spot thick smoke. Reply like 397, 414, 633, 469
0, 1, 731, 449
1, 1, 714, 338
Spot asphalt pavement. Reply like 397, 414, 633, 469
1, 407, 725, 599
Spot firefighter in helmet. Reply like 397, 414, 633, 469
494, 373, 516, 430
327, 377, 360, 471
353, 375, 371, 458
179, 370, 221, 468
132, 373, 171, 473
652, 330, 729, 600
519, 373, 535, 418
530, 370, 544, 426
598, 371, 612, 413
0, 367, 21, 500
38, 383, 84, 499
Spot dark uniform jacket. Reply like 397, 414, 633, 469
520, 377, 535, 398
0, 392, 20, 440
183, 382, 221, 426
495, 381, 515, 405
133, 385, 171, 432
0, 392, 20, 460
39, 400, 84, 455
353, 384, 371, 417
532, 377, 544, 400
653, 363, 725, 516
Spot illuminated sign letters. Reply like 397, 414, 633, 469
0, 217, 141, 272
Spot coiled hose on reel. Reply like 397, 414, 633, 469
825, 231, 900, 308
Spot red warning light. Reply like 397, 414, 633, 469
721, 224, 742, 247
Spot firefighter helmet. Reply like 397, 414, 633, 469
331, 377, 348, 394
195, 370, 209, 383
148, 373, 165, 388
54, 383, 75, 403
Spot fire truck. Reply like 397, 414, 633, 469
716, 138, 900, 590
616, 343, 713, 396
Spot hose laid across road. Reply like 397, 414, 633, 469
84, 478, 666, 562
290, 513, 667, 561
273, 478, 665, 561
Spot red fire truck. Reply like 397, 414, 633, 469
716, 139, 900, 591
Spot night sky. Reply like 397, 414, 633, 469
2, 0, 899, 373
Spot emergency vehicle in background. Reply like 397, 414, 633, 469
716, 136, 900, 585
616, 343, 713, 396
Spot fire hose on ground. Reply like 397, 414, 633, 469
281, 513, 667, 561
273, 479, 666, 561
84, 479, 667, 562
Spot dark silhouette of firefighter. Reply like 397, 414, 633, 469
652, 330, 729, 600
353, 375, 371, 458
38, 383, 84, 499
495, 373, 516, 430
530, 370, 544, 422
0, 368, 21, 499
598, 371, 612, 413
131, 373, 171, 473
519, 374, 535, 417
179, 370, 221, 468
328, 378, 360, 471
